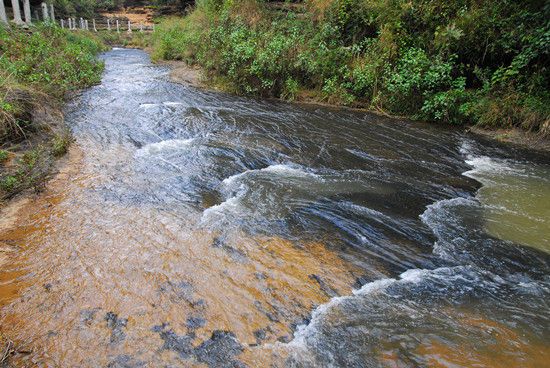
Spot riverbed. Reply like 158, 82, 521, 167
0, 48, 549, 367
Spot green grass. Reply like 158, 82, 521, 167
0, 23, 107, 198
0, 24, 106, 142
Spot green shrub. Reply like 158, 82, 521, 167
0, 24, 106, 198
0, 25, 106, 144
0, 25, 105, 98
150, 0, 550, 131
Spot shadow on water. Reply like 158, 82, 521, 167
0, 49, 549, 367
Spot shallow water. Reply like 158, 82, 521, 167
0, 49, 549, 367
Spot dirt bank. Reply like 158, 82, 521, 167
468, 126, 550, 153
161, 60, 206, 88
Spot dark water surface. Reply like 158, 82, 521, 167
1, 49, 549, 367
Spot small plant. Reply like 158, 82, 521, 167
0, 149, 7, 164
51, 131, 73, 157
282, 78, 298, 101
0, 176, 19, 192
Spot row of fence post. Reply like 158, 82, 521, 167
57, 17, 153, 33
1, 1, 154, 32
1, 0, 56, 27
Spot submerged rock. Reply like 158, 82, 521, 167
105, 312, 128, 344
194, 330, 245, 368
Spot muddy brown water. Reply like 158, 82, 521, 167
0, 49, 549, 367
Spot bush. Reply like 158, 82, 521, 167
0, 150, 8, 164
0, 25, 105, 98
150, 0, 550, 132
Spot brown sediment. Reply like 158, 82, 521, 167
0, 141, 360, 366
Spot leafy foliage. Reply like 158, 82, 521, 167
152, 0, 549, 131
0, 24, 106, 197
0, 24, 105, 97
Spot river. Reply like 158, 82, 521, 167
0, 48, 549, 367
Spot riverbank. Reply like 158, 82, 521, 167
150, 0, 549, 137
0, 24, 107, 201
469, 126, 550, 153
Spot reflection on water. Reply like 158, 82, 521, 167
0, 49, 549, 367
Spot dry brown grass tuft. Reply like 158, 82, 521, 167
305, 0, 336, 21
0, 74, 52, 145
229, 0, 268, 27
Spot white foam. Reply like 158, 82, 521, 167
137, 138, 196, 155
222, 164, 319, 188
284, 140, 547, 360
286, 266, 463, 359
139, 103, 159, 108
461, 140, 525, 182
420, 197, 473, 231
285, 142, 488, 353
341, 202, 389, 220
139, 102, 184, 108
464, 156, 524, 182
200, 195, 244, 224
419, 196, 476, 260
352, 277, 397, 296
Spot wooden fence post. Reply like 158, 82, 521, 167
0, 0, 9, 28
11, 0, 25, 25
23, 0, 32, 25
41, 2, 49, 21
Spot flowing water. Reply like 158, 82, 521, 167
0, 49, 549, 367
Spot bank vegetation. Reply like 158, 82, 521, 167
0, 24, 106, 199
150, 0, 550, 134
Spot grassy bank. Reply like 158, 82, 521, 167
0, 24, 107, 199
150, 0, 549, 133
